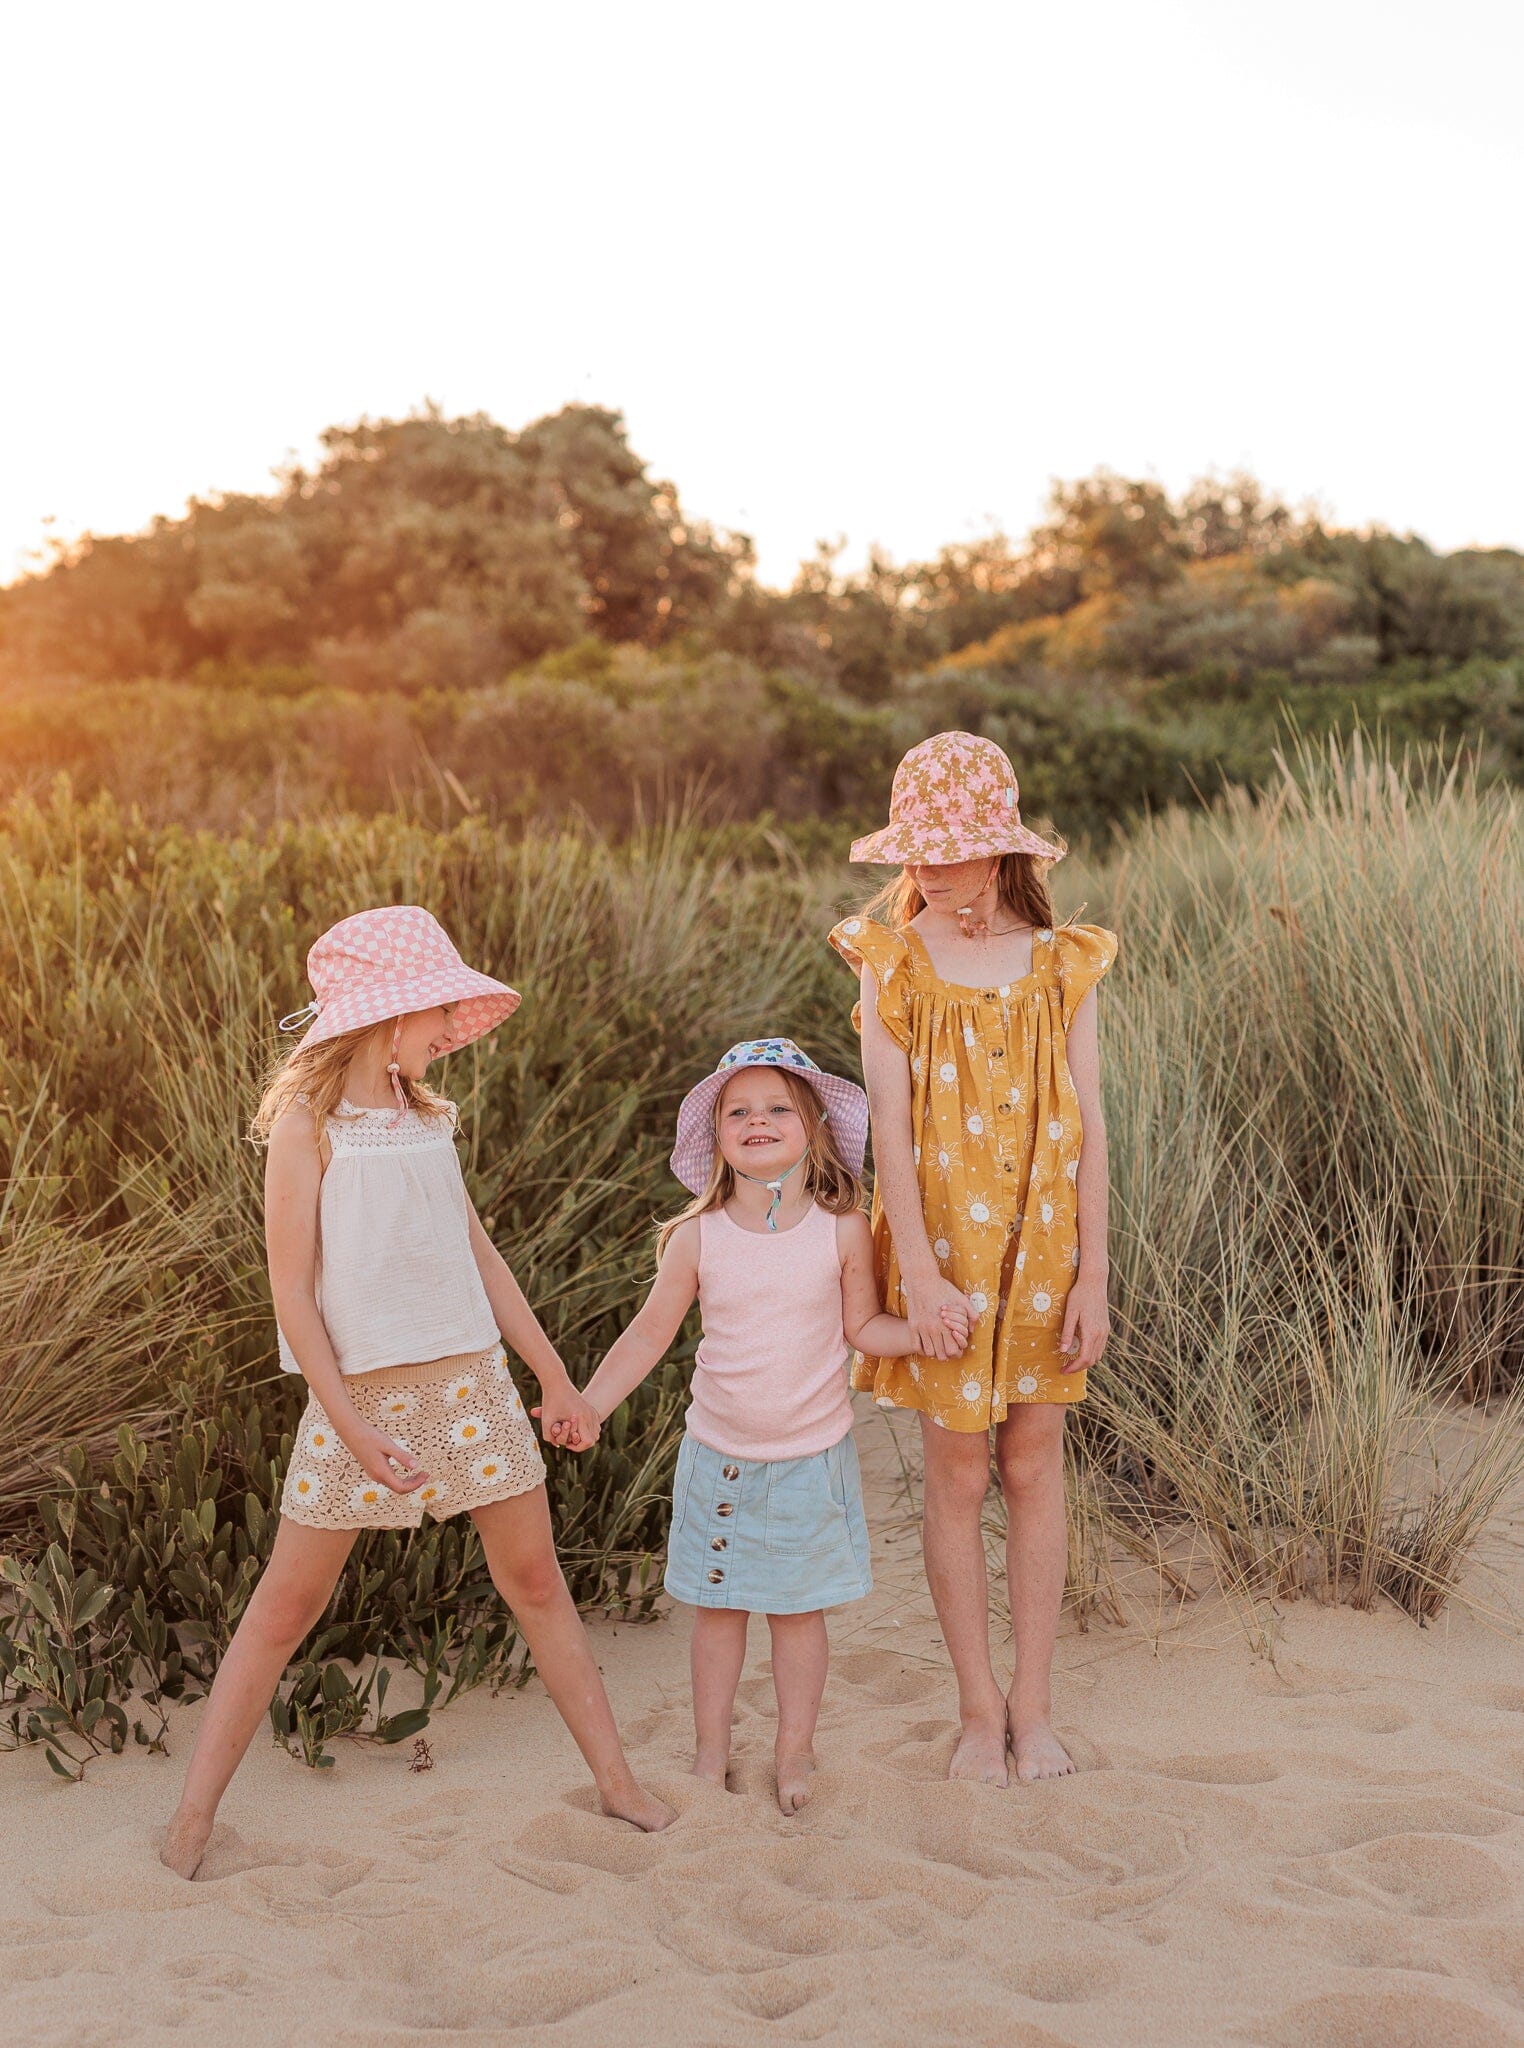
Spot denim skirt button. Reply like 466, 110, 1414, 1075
715, 1502, 734, 1517
722, 1464, 740, 1480
711, 1536, 726, 1550
707, 1568, 725, 1583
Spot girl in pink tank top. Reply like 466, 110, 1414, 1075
575, 1039, 968, 1815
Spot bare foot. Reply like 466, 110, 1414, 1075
690, 1747, 731, 1790
160, 1808, 214, 1880
1010, 1717, 1076, 1783
598, 1779, 677, 1832
949, 1711, 1009, 1787
775, 1748, 816, 1814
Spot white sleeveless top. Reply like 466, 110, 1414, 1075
276, 1100, 499, 1378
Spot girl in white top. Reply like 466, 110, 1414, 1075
162, 907, 672, 1878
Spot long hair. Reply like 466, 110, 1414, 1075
250, 1019, 454, 1145
861, 845, 1065, 933
656, 1067, 864, 1262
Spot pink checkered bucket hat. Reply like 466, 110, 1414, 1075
670, 1038, 869, 1195
849, 731, 1065, 866
277, 906, 520, 1052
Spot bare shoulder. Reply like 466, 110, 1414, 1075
662, 1215, 703, 1270
265, 1106, 322, 1184
834, 1207, 875, 1263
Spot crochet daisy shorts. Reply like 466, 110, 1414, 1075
281, 1343, 546, 1529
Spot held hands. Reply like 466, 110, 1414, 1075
904, 1271, 975, 1359
531, 1382, 603, 1454
346, 1418, 430, 1493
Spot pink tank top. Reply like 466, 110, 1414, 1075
687, 1203, 854, 1462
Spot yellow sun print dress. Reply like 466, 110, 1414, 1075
828, 917, 1117, 1429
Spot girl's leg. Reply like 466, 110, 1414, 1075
690, 1607, 748, 1787
162, 1517, 359, 1877
471, 1488, 674, 1831
918, 1416, 1008, 1786
994, 1403, 1075, 1781
767, 1609, 828, 1813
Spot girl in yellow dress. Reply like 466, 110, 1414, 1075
829, 730, 1116, 1789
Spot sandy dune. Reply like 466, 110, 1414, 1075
5, 1401, 1524, 2047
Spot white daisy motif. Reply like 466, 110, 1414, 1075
416, 1481, 449, 1509
966, 1113, 985, 1137
961, 1379, 982, 1402
472, 1454, 507, 1486
450, 1415, 490, 1448
1017, 1374, 1040, 1396
938, 1062, 957, 1085
968, 1201, 991, 1224
445, 1375, 478, 1407
305, 1423, 339, 1459
379, 1390, 417, 1421
490, 1353, 514, 1382
289, 1470, 321, 1504
841, 918, 862, 936
1047, 1119, 1064, 1142
968, 1290, 988, 1316
350, 1481, 387, 1513
1031, 1291, 1052, 1314
933, 1237, 952, 1260
1041, 1201, 1055, 1225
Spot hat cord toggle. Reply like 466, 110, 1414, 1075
734, 1154, 803, 1230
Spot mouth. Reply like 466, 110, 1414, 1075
741, 1133, 781, 1147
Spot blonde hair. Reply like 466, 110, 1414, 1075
656, 1068, 863, 1262
250, 1019, 454, 1145
862, 846, 1065, 933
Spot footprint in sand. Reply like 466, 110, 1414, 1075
1462, 1683, 1524, 1716
1283, 1697, 1413, 1735
1253, 1984, 1517, 2048
1280, 1833, 1514, 1919
1278, 1793, 1512, 1857
834, 1647, 942, 1706
1151, 1752, 1281, 1785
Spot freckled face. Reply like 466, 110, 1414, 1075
907, 859, 994, 910
715, 1072, 809, 1178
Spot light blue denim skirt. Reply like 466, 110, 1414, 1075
663, 1430, 873, 1614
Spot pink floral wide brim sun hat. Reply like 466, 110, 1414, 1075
849, 730, 1065, 867
670, 1038, 869, 1194
278, 905, 520, 1052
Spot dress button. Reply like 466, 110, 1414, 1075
707, 1568, 725, 1584
715, 1502, 735, 1517
1003, 1160, 1016, 1172
722, 1464, 740, 1481
991, 1048, 1005, 1060
983, 990, 997, 1001
998, 1102, 1011, 1114
711, 1536, 727, 1551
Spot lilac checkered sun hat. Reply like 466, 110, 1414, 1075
670, 1038, 869, 1194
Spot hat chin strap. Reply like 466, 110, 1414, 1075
733, 1154, 804, 1231
957, 860, 1002, 938
386, 1017, 409, 1120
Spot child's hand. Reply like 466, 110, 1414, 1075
939, 1300, 972, 1355
347, 1420, 429, 1493
532, 1385, 603, 1453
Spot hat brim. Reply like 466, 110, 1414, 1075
849, 821, 1065, 866
293, 967, 521, 1052
670, 1062, 869, 1195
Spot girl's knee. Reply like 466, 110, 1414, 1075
926, 1456, 992, 1520
495, 1550, 567, 1612
245, 1581, 328, 1651
995, 1422, 1063, 1500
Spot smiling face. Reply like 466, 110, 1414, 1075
390, 1004, 459, 1078
714, 1068, 813, 1182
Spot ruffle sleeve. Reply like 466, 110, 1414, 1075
1055, 923, 1118, 1031
828, 916, 914, 1052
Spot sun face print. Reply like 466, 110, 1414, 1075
305, 1422, 339, 1459
1016, 1374, 1040, 1397
955, 1191, 1002, 1236
967, 1290, 989, 1319
379, 1389, 418, 1423
349, 1480, 388, 1513
964, 1111, 988, 1142
444, 1375, 478, 1408
936, 1060, 958, 1088
933, 1236, 952, 1261
960, 1376, 983, 1404
289, 1470, 321, 1506
450, 1415, 490, 1448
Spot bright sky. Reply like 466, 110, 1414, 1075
3, 0, 1521, 588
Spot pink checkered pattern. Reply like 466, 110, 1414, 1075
282, 906, 520, 1052
849, 731, 1066, 867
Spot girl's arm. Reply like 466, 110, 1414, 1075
265, 1111, 427, 1493
858, 964, 969, 1358
1058, 989, 1110, 1372
467, 1207, 601, 1447
576, 1222, 702, 1433
837, 1209, 968, 1359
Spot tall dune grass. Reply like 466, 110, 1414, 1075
2, 736, 1523, 1751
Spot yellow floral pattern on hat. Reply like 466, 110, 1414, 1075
829, 916, 1116, 1426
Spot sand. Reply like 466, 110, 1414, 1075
4, 1400, 1524, 2048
